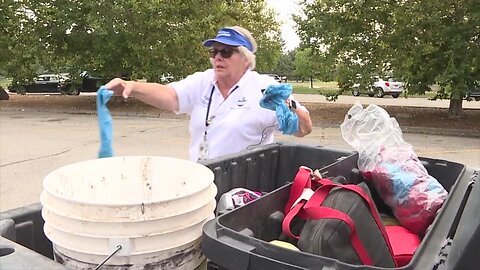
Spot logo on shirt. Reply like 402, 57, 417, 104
237, 96, 247, 107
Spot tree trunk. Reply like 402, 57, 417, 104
448, 99, 463, 117
310, 76, 313, 88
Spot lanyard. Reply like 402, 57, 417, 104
204, 85, 239, 134
204, 85, 216, 129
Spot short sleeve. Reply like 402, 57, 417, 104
169, 70, 211, 114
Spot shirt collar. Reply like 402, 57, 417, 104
210, 69, 252, 94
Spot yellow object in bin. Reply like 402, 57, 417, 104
270, 240, 300, 251
380, 213, 401, 226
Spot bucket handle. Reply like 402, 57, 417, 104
94, 244, 122, 270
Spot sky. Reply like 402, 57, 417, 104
266, 0, 301, 51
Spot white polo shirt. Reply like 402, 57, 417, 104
170, 69, 279, 161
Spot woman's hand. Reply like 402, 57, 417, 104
288, 99, 312, 137
105, 78, 135, 99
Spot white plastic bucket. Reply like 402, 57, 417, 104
41, 156, 216, 270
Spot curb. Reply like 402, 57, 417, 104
1, 106, 478, 138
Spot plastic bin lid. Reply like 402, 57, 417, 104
446, 170, 480, 270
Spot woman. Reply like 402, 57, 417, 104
106, 26, 312, 161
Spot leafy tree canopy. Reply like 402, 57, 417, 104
274, 49, 296, 78
1, 0, 282, 85
295, 0, 480, 114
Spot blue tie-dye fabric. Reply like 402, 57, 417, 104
259, 83, 299, 135
96, 86, 114, 158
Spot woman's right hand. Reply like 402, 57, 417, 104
105, 78, 135, 99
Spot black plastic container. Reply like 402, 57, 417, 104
0, 203, 68, 269
201, 144, 479, 270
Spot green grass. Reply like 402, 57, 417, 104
0, 78, 12, 89
289, 81, 339, 95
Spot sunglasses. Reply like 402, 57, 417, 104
209, 47, 238, 58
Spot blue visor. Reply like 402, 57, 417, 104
203, 28, 254, 52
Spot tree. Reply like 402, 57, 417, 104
2, 0, 282, 88
294, 48, 334, 88
0, 1, 43, 86
389, 0, 480, 115
294, 48, 318, 88
296, 0, 480, 115
275, 49, 296, 80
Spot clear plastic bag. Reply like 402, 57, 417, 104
340, 102, 448, 235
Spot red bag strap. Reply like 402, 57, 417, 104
284, 166, 312, 214
282, 201, 305, 239
302, 205, 374, 265
282, 167, 314, 239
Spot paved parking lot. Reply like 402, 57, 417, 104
77, 91, 480, 109
0, 110, 479, 211
293, 94, 480, 109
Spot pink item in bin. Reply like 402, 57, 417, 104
217, 188, 263, 215
363, 152, 448, 235
341, 102, 448, 236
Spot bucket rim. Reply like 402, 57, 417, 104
42, 156, 215, 206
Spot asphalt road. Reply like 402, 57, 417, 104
0, 110, 479, 211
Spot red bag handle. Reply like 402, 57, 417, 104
282, 167, 313, 239
282, 201, 305, 239
302, 205, 373, 265
284, 166, 312, 214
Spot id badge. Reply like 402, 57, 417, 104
198, 135, 209, 161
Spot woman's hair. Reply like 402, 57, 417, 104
229, 26, 257, 70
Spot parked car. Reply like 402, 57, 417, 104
265, 74, 282, 83
78, 71, 103, 93
352, 77, 404, 98
9, 74, 70, 95
464, 84, 480, 101
77, 71, 134, 93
